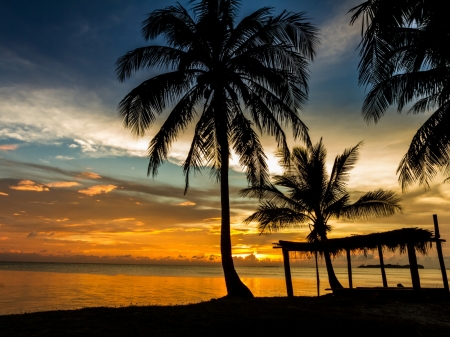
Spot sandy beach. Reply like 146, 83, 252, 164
0, 295, 449, 336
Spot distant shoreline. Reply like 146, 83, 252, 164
358, 264, 425, 269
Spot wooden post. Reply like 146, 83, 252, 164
407, 242, 421, 290
433, 214, 449, 292
378, 245, 388, 287
315, 251, 320, 296
282, 248, 294, 297
346, 249, 353, 289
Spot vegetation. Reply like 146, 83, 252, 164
242, 140, 402, 289
349, 0, 450, 190
115, 0, 318, 297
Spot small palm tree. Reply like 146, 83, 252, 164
115, 0, 319, 297
242, 140, 402, 289
349, 0, 450, 190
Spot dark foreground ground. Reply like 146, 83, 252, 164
1, 295, 449, 337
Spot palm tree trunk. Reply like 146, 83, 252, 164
220, 155, 253, 298
323, 249, 343, 289
216, 92, 253, 298
319, 229, 343, 290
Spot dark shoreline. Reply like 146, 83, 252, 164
1, 296, 449, 337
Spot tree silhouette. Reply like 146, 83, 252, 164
115, 0, 318, 297
349, 0, 450, 190
242, 140, 402, 289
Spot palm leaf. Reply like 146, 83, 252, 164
397, 101, 450, 190
341, 189, 403, 220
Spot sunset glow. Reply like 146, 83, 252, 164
0, 0, 449, 270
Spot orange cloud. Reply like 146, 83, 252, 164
79, 172, 102, 179
78, 185, 117, 196
0, 192, 8, 196
176, 201, 196, 206
113, 218, 135, 222
0, 144, 18, 151
46, 182, 80, 188
10, 180, 49, 192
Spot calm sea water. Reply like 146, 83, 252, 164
0, 262, 446, 315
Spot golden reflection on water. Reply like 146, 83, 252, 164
0, 270, 328, 314
0, 271, 225, 314
0, 268, 445, 315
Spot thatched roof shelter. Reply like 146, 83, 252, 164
273, 228, 435, 257
273, 219, 449, 296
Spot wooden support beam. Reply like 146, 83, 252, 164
407, 242, 421, 290
346, 249, 353, 289
378, 245, 388, 287
433, 214, 449, 292
282, 248, 294, 297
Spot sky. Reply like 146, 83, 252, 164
1, 0, 449, 269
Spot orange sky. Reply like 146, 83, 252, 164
1, 0, 449, 269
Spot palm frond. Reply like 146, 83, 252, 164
182, 97, 216, 193
324, 142, 362, 206
230, 109, 270, 187
147, 85, 204, 177
341, 189, 403, 220
243, 201, 310, 234
397, 101, 450, 190
362, 68, 447, 123
118, 71, 199, 136
115, 46, 187, 82
142, 3, 196, 47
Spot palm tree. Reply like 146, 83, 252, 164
115, 0, 319, 297
242, 140, 402, 289
349, 0, 450, 190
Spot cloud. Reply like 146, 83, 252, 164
0, 144, 18, 151
55, 155, 75, 160
78, 184, 117, 196
79, 171, 102, 179
10, 180, 49, 192
0, 192, 8, 196
27, 231, 38, 238
176, 201, 196, 206
73, 139, 96, 152
0, 87, 149, 158
314, 0, 361, 65
46, 181, 80, 188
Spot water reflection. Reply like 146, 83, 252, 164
0, 266, 445, 315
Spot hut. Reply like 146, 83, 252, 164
273, 215, 449, 297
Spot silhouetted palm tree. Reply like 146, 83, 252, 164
242, 140, 402, 289
115, 0, 318, 297
349, 0, 450, 190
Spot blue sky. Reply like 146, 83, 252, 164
0, 0, 449, 268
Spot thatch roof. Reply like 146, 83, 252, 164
274, 228, 437, 257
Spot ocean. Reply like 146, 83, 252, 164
0, 261, 446, 315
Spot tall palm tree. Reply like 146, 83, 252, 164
349, 0, 450, 190
115, 0, 319, 297
242, 140, 402, 289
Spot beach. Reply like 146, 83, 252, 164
0, 296, 449, 336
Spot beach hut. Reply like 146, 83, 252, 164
274, 215, 449, 297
